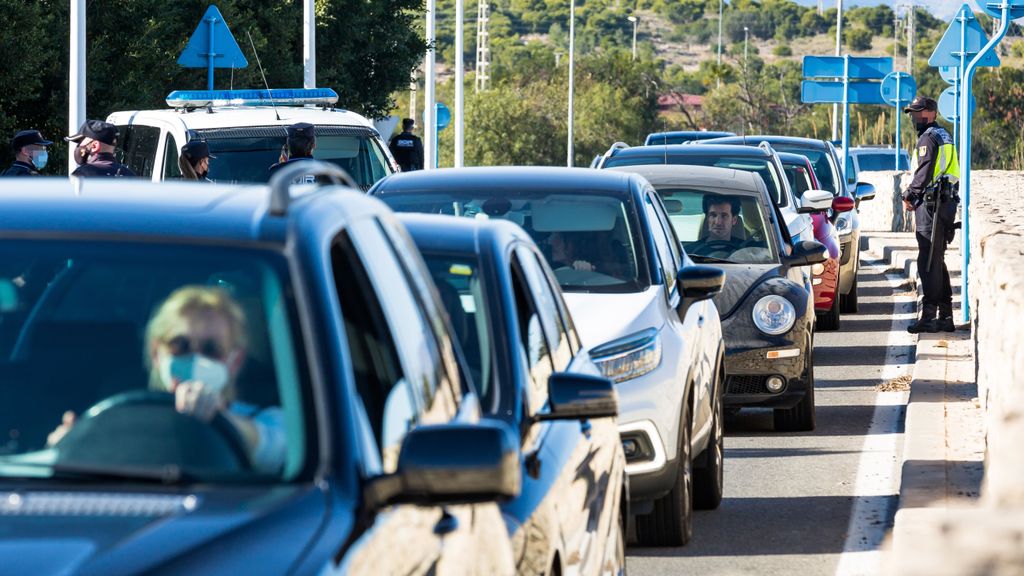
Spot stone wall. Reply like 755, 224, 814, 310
855, 170, 910, 233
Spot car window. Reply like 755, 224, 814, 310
532, 251, 581, 355
162, 133, 182, 180
649, 191, 682, 278
773, 146, 839, 196
656, 187, 779, 265
785, 164, 813, 194
118, 124, 160, 177
846, 153, 856, 185
510, 257, 553, 418
643, 192, 678, 293
857, 152, 908, 171
515, 246, 571, 372
0, 241, 310, 483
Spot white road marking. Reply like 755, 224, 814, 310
833, 261, 915, 576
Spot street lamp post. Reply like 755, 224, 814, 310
628, 15, 638, 61
743, 26, 749, 66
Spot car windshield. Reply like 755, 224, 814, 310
380, 191, 650, 294
197, 126, 391, 189
856, 152, 909, 171
419, 254, 497, 414
655, 188, 779, 265
783, 163, 814, 194
604, 154, 787, 207
772, 146, 840, 195
0, 242, 310, 484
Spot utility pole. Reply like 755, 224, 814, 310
905, 3, 915, 73
893, 8, 900, 67
303, 0, 315, 88
567, 0, 576, 167
832, 0, 843, 142
455, 0, 464, 167
717, 0, 724, 88
475, 0, 490, 93
424, 0, 436, 170
69, 0, 86, 174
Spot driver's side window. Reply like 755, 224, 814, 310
644, 192, 677, 293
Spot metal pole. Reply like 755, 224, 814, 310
907, 3, 915, 73
455, 0, 464, 167
842, 54, 850, 185
303, 0, 316, 88
69, 0, 86, 174
717, 0, 724, 88
955, 6, 967, 153
895, 74, 901, 170
424, 0, 436, 171
832, 0, 843, 142
743, 26, 749, 65
631, 17, 638, 61
567, 0, 575, 167
207, 15, 216, 90
959, 6, 1012, 323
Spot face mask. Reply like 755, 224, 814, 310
914, 120, 930, 132
157, 353, 230, 393
31, 150, 48, 170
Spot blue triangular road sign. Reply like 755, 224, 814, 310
928, 4, 1000, 68
178, 6, 249, 69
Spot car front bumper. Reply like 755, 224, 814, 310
720, 312, 813, 410
813, 258, 840, 311
838, 230, 860, 294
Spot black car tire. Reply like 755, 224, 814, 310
840, 273, 859, 313
773, 336, 816, 432
818, 275, 841, 331
693, 359, 724, 510
635, 398, 693, 547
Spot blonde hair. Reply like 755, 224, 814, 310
178, 154, 200, 180
145, 285, 248, 358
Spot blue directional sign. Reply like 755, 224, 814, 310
981, 0, 1024, 20
436, 102, 452, 131
801, 81, 888, 104
802, 56, 893, 80
939, 65, 959, 84
880, 72, 916, 106
929, 5, 1000, 68
178, 6, 248, 90
939, 85, 975, 121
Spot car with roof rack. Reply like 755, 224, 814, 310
644, 131, 736, 145
0, 163, 519, 575
106, 88, 397, 190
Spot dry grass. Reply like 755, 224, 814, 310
877, 374, 912, 392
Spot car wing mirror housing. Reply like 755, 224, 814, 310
797, 189, 835, 213
855, 182, 876, 202
786, 240, 829, 267
832, 196, 855, 213
536, 372, 618, 421
365, 420, 521, 509
678, 264, 726, 301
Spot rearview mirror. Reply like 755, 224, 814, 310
832, 196, 855, 213
855, 182, 876, 201
797, 189, 834, 213
785, 240, 829, 267
364, 420, 521, 509
535, 372, 618, 421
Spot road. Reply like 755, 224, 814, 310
628, 256, 916, 575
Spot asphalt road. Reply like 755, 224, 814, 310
627, 257, 915, 576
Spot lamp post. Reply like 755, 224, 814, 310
567, 0, 576, 167
628, 15, 638, 61
717, 0, 724, 87
743, 26, 749, 66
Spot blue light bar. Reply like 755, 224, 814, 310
165, 88, 339, 108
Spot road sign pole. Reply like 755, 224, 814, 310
842, 55, 850, 182
959, 6, 1013, 323
956, 6, 967, 151
69, 0, 86, 174
207, 15, 216, 90
895, 74, 901, 169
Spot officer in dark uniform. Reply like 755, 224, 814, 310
65, 120, 136, 178
179, 140, 216, 182
901, 96, 960, 334
2, 130, 53, 176
268, 122, 317, 183
388, 118, 424, 172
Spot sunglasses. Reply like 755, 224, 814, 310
163, 335, 229, 360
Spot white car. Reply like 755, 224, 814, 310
106, 88, 396, 189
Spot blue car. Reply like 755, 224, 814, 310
643, 131, 736, 145
399, 213, 627, 575
0, 163, 519, 575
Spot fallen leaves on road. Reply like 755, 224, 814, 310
877, 374, 913, 391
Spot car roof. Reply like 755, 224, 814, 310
610, 144, 774, 159
0, 177, 381, 245
700, 135, 829, 150
606, 164, 764, 196
776, 152, 812, 165
398, 213, 531, 255
645, 130, 735, 139
371, 166, 638, 196
106, 106, 377, 133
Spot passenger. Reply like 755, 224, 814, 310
65, 120, 136, 178
179, 140, 216, 182
47, 286, 286, 474
687, 196, 744, 257
2, 130, 52, 176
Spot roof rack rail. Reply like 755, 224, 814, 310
595, 141, 630, 168
268, 161, 358, 216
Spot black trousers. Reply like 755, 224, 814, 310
916, 232, 952, 311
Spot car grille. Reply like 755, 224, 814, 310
727, 375, 769, 395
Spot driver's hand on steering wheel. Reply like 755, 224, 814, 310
571, 260, 595, 272
175, 381, 226, 423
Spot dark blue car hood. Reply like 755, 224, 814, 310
0, 484, 331, 575
711, 264, 784, 319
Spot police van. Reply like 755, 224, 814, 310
106, 88, 397, 189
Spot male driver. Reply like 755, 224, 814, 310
65, 120, 136, 178
2, 130, 52, 176
688, 195, 743, 257
268, 122, 317, 183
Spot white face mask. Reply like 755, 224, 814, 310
157, 353, 230, 393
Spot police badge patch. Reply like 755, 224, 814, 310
919, 145, 928, 157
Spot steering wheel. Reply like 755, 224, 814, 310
55, 390, 252, 473
693, 240, 740, 256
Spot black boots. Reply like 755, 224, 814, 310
936, 304, 956, 332
907, 305, 938, 334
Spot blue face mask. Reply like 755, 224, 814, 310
31, 150, 48, 170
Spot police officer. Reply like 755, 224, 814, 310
268, 122, 317, 182
65, 120, 136, 178
901, 96, 959, 334
179, 140, 216, 182
2, 130, 52, 176
388, 118, 424, 172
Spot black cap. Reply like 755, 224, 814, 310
287, 122, 316, 141
181, 140, 215, 161
65, 120, 119, 146
903, 96, 938, 113
11, 130, 52, 151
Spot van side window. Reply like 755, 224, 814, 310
163, 134, 182, 179
119, 125, 160, 178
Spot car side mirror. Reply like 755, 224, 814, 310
855, 182, 876, 202
535, 372, 618, 421
678, 265, 726, 301
797, 189, 834, 213
832, 196, 855, 213
364, 420, 521, 509
785, 240, 829, 267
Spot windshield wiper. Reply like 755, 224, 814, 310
689, 255, 736, 264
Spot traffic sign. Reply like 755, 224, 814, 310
980, 0, 1024, 20
801, 80, 888, 105
178, 6, 248, 90
939, 65, 959, 84
802, 56, 893, 80
939, 86, 975, 121
929, 4, 1000, 68
880, 72, 916, 107
436, 102, 451, 131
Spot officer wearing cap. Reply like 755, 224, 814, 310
2, 130, 53, 176
901, 95, 960, 334
268, 122, 317, 182
65, 120, 136, 178
388, 118, 424, 172
179, 140, 216, 182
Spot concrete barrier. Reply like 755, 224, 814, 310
855, 170, 911, 233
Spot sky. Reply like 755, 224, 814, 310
791, 1, 979, 20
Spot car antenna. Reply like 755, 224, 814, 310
246, 30, 281, 122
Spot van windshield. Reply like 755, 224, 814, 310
197, 126, 392, 189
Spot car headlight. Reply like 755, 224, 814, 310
591, 329, 663, 383
835, 214, 853, 236
752, 295, 796, 335
811, 263, 825, 275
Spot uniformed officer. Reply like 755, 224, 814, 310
65, 120, 136, 178
388, 118, 424, 172
901, 95, 959, 334
2, 130, 52, 176
179, 140, 216, 182
268, 122, 317, 183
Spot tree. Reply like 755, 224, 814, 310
846, 28, 873, 52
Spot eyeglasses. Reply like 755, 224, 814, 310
163, 335, 228, 360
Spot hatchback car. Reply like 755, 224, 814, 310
610, 165, 827, 432
371, 167, 727, 547
400, 214, 626, 575
0, 164, 519, 575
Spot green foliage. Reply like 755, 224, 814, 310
773, 44, 792, 57
846, 28, 873, 52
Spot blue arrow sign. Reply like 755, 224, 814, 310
801, 80, 888, 104
802, 56, 893, 79
178, 6, 249, 90
939, 85, 975, 121
929, 4, 1000, 68
880, 72, 916, 106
